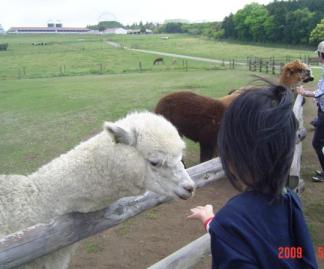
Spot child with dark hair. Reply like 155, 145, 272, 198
188, 85, 317, 268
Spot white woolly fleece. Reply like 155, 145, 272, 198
0, 111, 194, 269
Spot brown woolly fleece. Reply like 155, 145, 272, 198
155, 91, 239, 162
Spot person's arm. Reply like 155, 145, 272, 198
187, 204, 214, 232
296, 86, 315, 97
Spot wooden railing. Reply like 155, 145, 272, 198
0, 95, 305, 269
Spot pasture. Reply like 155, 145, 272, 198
0, 33, 323, 268
108, 34, 316, 61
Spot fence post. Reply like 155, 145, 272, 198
139, 62, 142, 72
280, 63, 284, 73
259, 58, 262, 72
185, 60, 188, 72
272, 57, 275, 75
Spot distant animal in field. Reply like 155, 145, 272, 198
172, 59, 177, 65
0, 111, 195, 269
153, 58, 164, 65
32, 42, 47, 46
155, 91, 241, 162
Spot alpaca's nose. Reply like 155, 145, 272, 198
182, 183, 195, 193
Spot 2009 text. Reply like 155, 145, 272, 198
278, 247, 303, 259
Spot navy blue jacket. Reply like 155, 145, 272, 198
209, 190, 318, 269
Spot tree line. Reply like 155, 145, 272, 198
222, 0, 324, 45
158, 0, 324, 45
87, 0, 324, 45
153, 0, 324, 45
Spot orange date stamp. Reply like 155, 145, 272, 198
317, 246, 324, 259
278, 247, 303, 259
278, 246, 324, 259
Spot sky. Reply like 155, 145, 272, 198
0, 0, 273, 30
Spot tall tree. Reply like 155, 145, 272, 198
310, 19, 324, 44
222, 14, 236, 38
284, 8, 316, 44
232, 3, 270, 42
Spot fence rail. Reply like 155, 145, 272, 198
0, 53, 319, 80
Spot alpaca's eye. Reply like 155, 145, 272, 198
150, 160, 161, 167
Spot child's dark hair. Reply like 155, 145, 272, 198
218, 84, 298, 198
318, 51, 324, 60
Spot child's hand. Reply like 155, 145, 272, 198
187, 204, 214, 225
296, 86, 305, 95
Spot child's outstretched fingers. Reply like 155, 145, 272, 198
187, 204, 215, 224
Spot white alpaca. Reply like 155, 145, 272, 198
0, 111, 195, 269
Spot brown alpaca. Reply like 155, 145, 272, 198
155, 60, 313, 163
279, 60, 313, 89
228, 60, 313, 95
155, 91, 240, 162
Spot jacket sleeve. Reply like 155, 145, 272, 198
210, 232, 259, 269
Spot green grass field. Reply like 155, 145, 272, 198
0, 34, 226, 80
0, 69, 255, 174
108, 34, 316, 61
0, 34, 319, 80
1, 34, 323, 265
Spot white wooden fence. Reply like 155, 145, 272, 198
0, 95, 305, 269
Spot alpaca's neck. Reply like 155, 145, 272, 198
279, 74, 295, 90
28, 132, 146, 219
219, 93, 240, 108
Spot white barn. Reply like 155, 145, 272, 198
103, 28, 128, 34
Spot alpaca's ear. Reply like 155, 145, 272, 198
104, 122, 137, 146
